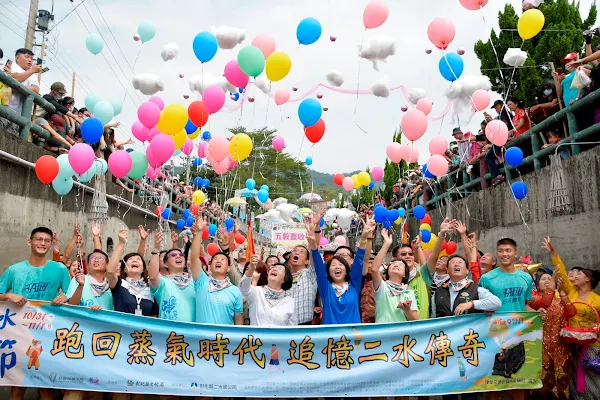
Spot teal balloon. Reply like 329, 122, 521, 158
128, 152, 148, 179
138, 21, 157, 43
85, 93, 102, 111
95, 158, 108, 175
237, 46, 265, 78
93, 100, 114, 125
52, 177, 74, 196
78, 164, 96, 183
109, 99, 123, 116
174, 150, 181, 156
56, 154, 74, 180
85, 34, 104, 55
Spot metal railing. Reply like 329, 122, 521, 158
391, 88, 600, 212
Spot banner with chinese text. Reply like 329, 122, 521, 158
0, 302, 542, 397
270, 222, 308, 252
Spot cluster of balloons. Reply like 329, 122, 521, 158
84, 93, 123, 127
374, 204, 403, 229
386, 142, 419, 164
246, 179, 271, 203
332, 167, 383, 192
193, 176, 211, 189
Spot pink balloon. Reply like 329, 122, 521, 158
319, 236, 328, 247
401, 110, 428, 141
252, 34, 276, 58
400, 143, 419, 162
427, 154, 449, 176
371, 166, 384, 181
148, 96, 165, 111
334, 236, 347, 245
149, 134, 175, 164
108, 150, 133, 179
224, 60, 249, 89
342, 177, 354, 192
146, 167, 159, 179
182, 138, 194, 155
416, 98, 433, 116
138, 102, 161, 129
212, 157, 229, 175
274, 89, 290, 106
386, 143, 402, 163
363, 0, 389, 29
148, 127, 159, 141
131, 121, 149, 142
471, 89, 491, 111
68, 143, 95, 175
207, 137, 229, 162
146, 147, 161, 169
427, 17, 456, 50
459, 0, 489, 10
198, 141, 208, 158
429, 136, 448, 155
485, 120, 509, 147
272, 135, 285, 151
202, 86, 225, 114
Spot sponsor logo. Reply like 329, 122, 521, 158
48, 373, 57, 385
191, 382, 198, 389
127, 380, 134, 387
89, 377, 100, 385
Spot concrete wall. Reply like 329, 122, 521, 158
406, 145, 600, 272
0, 134, 164, 270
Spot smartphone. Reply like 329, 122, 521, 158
36, 58, 42, 65
5, 60, 12, 68
557, 68, 564, 75
41, 67, 49, 73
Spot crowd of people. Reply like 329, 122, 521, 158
1, 210, 599, 400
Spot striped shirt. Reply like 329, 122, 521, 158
285, 267, 318, 324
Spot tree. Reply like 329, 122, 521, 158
474, 0, 597, 106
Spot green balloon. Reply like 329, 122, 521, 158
128, 152, 148, 179
86, 33, 104, 55
237, 46, 265, 78
109, 98, 123, 116
52, 177, 74, 196
85, 93, 102, 111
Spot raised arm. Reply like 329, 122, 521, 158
63, 224, 80, 263
455, 221, 472, 261
371, 229, 393, 291
426, 218, 454, 274
190, 216, 208, 282
351, 215, 374, 284
542, 237, 575, 296
136, 225, 150, 257
467, 234, 481, 283
171, 231, 179, 249
148, 231, 164, 289
91, 221, 102, 251
107, 228, 127, 289
67, 272, 86, 305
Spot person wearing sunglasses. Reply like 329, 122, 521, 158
148, 230, 196, 322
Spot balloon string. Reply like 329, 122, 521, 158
297, 135, 305, 193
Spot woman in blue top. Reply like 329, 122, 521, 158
305, 213, 375, 325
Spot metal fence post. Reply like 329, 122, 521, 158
530, 132, 543, 170
567, 111, 581, 155
19, 94, 34, 140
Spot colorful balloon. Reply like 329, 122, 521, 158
304, 118, 325, 143
342, 177, 354, 191
297, 17, 322, 45
229, 133, 253, 162
85, 34, 104, 55
429, 136, 448, 155
333, 174, 344, 186
334, 236, 346, 246
518, 9, 545, 40
68, 143, 95, 175
272, 136, 285, 151
505, 147, 524, 167
138, 101, 161, 129
237, 46, 265, 78
52, 177, 74, 196
198, 141, 208, 158
251, 34, 276, 58
471, 89, 491, 111
485, 120, 509, 147
80, 118, 104, 144
108, 150, 132, 179
358, 171, 371, 186
208, 137, 230, 162
427, 154, 449, 176
35, 155, 59, 184
386, 142, 402, 163
427, 17, 456, 50
188, 101, 209, 128
416, 98, 433, 116
459, 0, 489, 10
149, 134, 175, 164
401, 110, 428, 141
439, 53, 464, 82
363, 0, 389, 29
274, 89, 290, 106
137, 21, 156, 43
371, 166, 384, 181
128, 152, 148, 179
148, 96, 165, 111
157, 103, 188, 135
131, 121, 149, 142
305, 156, 313, 166
511, 181, 528, 200
298, 98, 322, 127
224, 60, 249, 88
400, 143, 419, 162
93, 100, 114, 125
193, 32, 218, 63
202, 86, 226, 114
265, 51, 292, 82
193, 190, 206, 205
85, 93, 102, 111
182, 138, 194, 155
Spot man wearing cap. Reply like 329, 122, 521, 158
484, 100, 512, 127
452, 128, 471, 165
36, 82, 83, 125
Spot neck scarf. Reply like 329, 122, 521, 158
292, 269, 306, 283
263, 286, 285, 307
408, 267, 418, 283
332, 282, 349, 299
122, 278, 153, 301
209, 276, 232, 293
449, 278, 470, 292
433, 273, 451, 289
169, 274, 191, 289
386, 280, 409, 296
89, 275, 110, 297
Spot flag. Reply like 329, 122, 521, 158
245, 219, 255, 260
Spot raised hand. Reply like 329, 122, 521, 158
411, 235, 421, 249
440, 218, 454, 235
250, 255, 259, 267
91, 222, 101, 238
118, 227, 128, 244
361, 215, 376, 239
153, 230, 164, 251
454, 220, 467, 236
542, 237, 555, 254
397, 300, 413, 312
137, 225, 149, 240
381, 228, 393, 246
171, 231, 178, 245
53, 232, 60, 253
303, 214, 317, 250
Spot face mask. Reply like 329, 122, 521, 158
543, 89, 552, 96
55, 94, 64, 101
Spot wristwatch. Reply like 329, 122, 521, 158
151, 251, 160, 255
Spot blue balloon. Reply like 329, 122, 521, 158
185, 119, 198, 134
176, 219, 186, 230
238, 88, 244, 93
421, 229, 432, 243
80, 118, 104, 144
368, 181, 375, 190
382, 219, 393, 230
246, 178, 256, 190
138, 21, 156, 43
257, 189, 269, 203
186, 216, 195, 227
194, 177, 203, 187
296, 17, 322, 45
192, 32, 218, 63
233, 93, 239, 101
422, 163, 435, 179
320, 218, 325, 227
193, 158, 203, 167
305, 156, 313, 166
202, 131, 212, 140
260, 185, 269, 192
413, 205, 426, 220
182, 209, 191, 219
511, 181, 528, 200
388, 209, 400, 222
162, 208, 173, 220
208, 223, 218, 236
439, 53, 464, 82
505, 147, 524, 167
298, 98, 322, 127
374, 203, 384, 209
398, 207, 406, 218
225, 218, 234, 230
374, 206, 386, 222
202, 178, 210, 188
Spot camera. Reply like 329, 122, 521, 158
584, 27, 599, 39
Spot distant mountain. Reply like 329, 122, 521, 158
308, 169, 360, 187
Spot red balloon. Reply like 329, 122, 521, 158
202, 227, 209, 240
445, 241, 458, 255
304, 118, 326, 144
235, 233, 245, 245
190, 204, 200, 215
188, 101, 209, 128
333, 173, 344, 186
442, 240, 448, 252
421, 214, 431, 225
155, 206, 164, 218
207, 242, 220, 256
35, 155, 59, 184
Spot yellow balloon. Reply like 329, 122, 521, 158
192, 190, 205, 205
188, 129, 200, 140
419, 223, 431, 232
265, 51, 292, 82
229, 133, 253, 161
352, 174, 361, 189
518, 9, 545, 40
421, 233, 438, 251
171, 130, 187, 149
156, 103, 188, 134
394, 217, 402, 225
358, 171, 371, 186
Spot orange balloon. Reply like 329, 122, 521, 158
421, 214, 431, 224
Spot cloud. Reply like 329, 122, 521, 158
371, 77, 390, 98
189, 73, 236, 95
503, 48, 528, 67
211, 25, 246, 50
445, 75, 492, 117
326, 70, 344, 87
407, 88, 427, 104
255, 76, 270, 94
160, 42, 180, 62
132, 74, 164, 95
358, 35, 396, 72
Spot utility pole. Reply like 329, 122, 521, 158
25, 0, 39, 50
71, 72, 76, 97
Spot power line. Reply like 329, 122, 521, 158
7, 0, 29, 18
51, 0, 87, 30
0, 10, 26, 32
0, 15, 26, 41
0, 3, 28, 25
91, 0, 135, 73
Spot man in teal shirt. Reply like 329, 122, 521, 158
66, 249, 114, 310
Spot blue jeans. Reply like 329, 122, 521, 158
484, 144, 503, 178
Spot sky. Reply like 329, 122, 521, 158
0, 0, 596, 175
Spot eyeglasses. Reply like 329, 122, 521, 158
89, 256, 106, 262
31, 237, 52, 244
168, 252, 184, 258
337, 253, 352, 259
400, 252, 414, 257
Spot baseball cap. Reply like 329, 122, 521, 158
560, 52, 577, 64
50, 82, 66, 93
